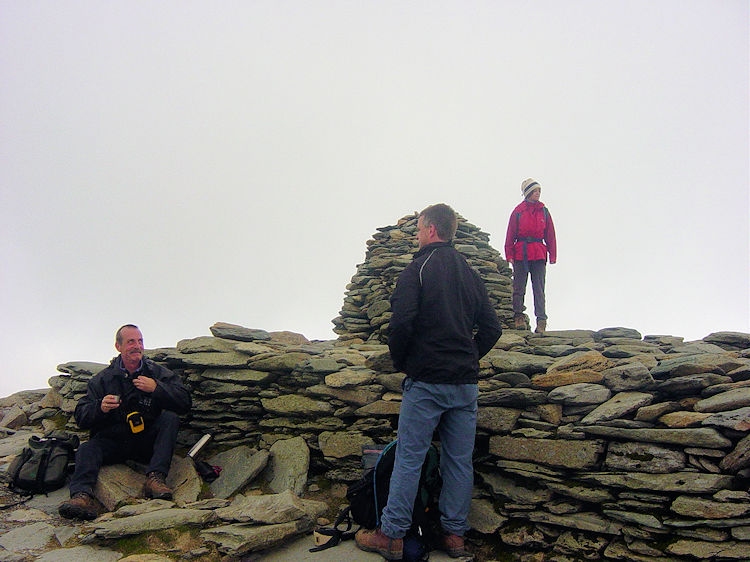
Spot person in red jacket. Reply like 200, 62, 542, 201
504, 178, 557, 333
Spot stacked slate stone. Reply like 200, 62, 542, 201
42, 325, 750, 560
332, 212, 513, 342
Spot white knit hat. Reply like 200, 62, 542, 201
521, 178, 541, 199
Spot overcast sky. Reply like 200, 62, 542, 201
1, 1, 748, 398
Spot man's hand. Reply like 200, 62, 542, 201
101, 395, 121, 413
133, 376, 157, 393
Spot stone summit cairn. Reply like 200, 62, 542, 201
332, 211, 514, 342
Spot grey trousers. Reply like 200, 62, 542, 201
512, 260, 547, 321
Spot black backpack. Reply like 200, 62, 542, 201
311, 440, 442, 559
6, 431, 79, 495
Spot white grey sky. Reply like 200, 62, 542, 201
1, 1, 748, 397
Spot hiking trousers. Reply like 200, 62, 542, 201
512, 259, 547, 321
68, 410, 180, 497
380, 379, 478, 538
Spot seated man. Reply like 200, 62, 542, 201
59, 324, 191, 520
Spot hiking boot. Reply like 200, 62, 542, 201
355, 528, 403, 560
440, 533, 471, 558
58, 492, 99, 520
513, 315, 526, 330
145, 471, 173, 500
535, 319, 547, 334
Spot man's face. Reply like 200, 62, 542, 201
116, 327, 144, 365
416, 216, 431, 249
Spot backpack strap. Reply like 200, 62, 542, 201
309, 506, 357, 552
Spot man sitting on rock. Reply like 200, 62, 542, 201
59, 324, 191, 520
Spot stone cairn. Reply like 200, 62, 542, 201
332, 211, 515, 341
1, 211, 750, 559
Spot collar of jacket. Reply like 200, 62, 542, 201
523, 200, 545, 210
414, 241, 451, 258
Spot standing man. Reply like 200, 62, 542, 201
356, 204, 502, 560
505, 178, 557, 334
59, 324, 191, 520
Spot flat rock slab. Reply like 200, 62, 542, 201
696, 389, 750, 412
93, 508, 216, 539
209, 446, 269, 499
580, 392, 653, 424
200, 519, 313, 557
604, 442, 685, 473
35, 546, 123, 562
579, 426, 732, 448
547, 384, 611, 406
215, 489, 327, 524
580, 471, 733, 494
489, 436, 605, 469
0, 521, 57, 551
209, 322, 271, 342
263, 436, 310, 495
671, 495, 750, 519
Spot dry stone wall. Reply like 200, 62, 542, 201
46, 322, 750, 560
332, 212, 514, 341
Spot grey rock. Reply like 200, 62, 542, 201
580, 391, 653, 424
656, 373, 733, 394
93, 508, 216, 538
209, 322, 271, 341
324, 367, 376, 388
209, 447, 269, 499
35, 546, 123, 561
486, 350, 554, 374
94, 464, 146, 511
113, 499, 174, 517
477, 471, 552, 505
605, 442, 686, 473
719, 433, 750, 472
580, 471, 733, 493
215, 489, 327, 524
602, 509, 664, 529
318, 431, 371, 459
596, 327, 642, 340
263, 436, 309, 495
671, 495, 750, 519
260, 395, 334, 417
478, 388, 547, 407
601, 362, 654, 391
695, 388, 750, 412
176, 336, 235, 353
666, 539, 749, 559
548, 384, 611, 406
579, 426, 732, 448
489, 436, 605, 469
56, 362, 107, 376
519, 510, 623, 535
468, 498, 507, 534
704, 331, 750, 349
200, 519, 313, 556
544, 482, 615, 503
476, 407, 521, 433
701, 407, 750, 431
0, 405, 27, 430
0, 521, 56, 551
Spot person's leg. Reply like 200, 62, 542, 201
436, 384, 478, 536
529, 260, 547, 322
511, 261, 530, 317
379, 380, 444, 539
68, 435, 125, 496
140, 410, 180, 476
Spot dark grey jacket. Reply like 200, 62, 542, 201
388, 241, 502, 384
74, 356, 191, 436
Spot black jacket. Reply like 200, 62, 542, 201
388, 241, 502, 384
74, 356, 191, 437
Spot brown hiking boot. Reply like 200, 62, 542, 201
513, 315, 526, 330
58, 492, 99, 520
440, 533, 471, 558
355, 528, 403, 560
145, 471, 173, 500
535, 319, 547, 334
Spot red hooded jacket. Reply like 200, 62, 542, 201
504, 200, 557, 263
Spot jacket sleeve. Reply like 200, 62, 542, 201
504, 211, 518, 261
544, 208, 557, 264
473, 275, 503, 358
388, 263, 421, 371
149, 362, 192, 415
74, 374, 111, 430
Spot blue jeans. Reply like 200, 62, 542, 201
380, 379, 478, 538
